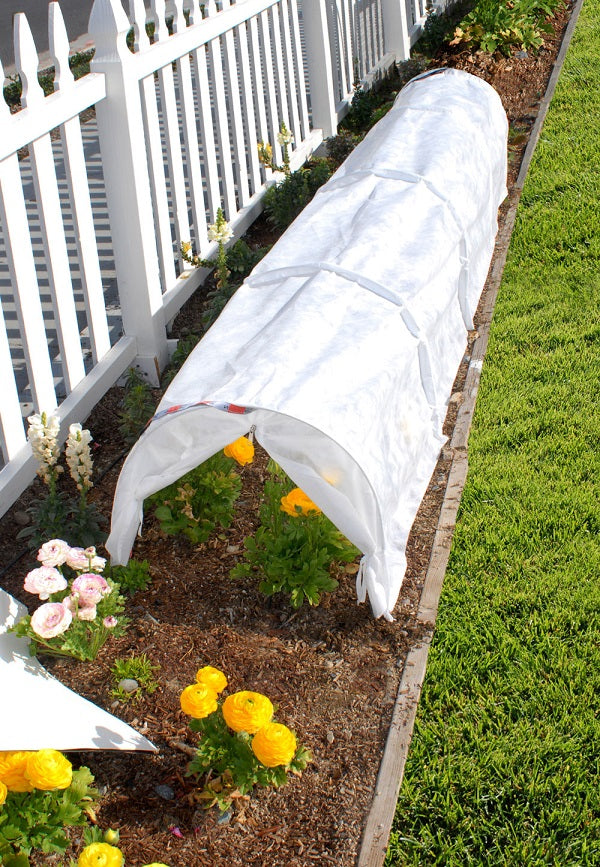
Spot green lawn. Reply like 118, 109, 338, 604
386, 2, 600, 864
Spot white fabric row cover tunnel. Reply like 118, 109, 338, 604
107, 69, 508, 620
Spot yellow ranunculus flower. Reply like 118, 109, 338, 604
25, 748, 72, 790
222, 691, 274, 734
0, 779, 7, 806
78, 842, 124, 867
195, 665, 228, 694
223, 436, 254, 466
251, 722, 297, 768
180, 683, 219, 719
0, 751, 34, 792
280, 488, 321, 518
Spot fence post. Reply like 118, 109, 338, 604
89, 0, 169, 385
381, 0, 412, 61
301, 0, 338, 138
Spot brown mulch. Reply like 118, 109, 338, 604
0, 5, 575, 864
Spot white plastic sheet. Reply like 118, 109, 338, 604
0, 589, 156, 751
107, 69, 507, 620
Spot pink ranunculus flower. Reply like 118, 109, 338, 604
71, 573, 111, 606
23, 566, 68, 600
37, 539, 71, 568
30, 602, 72, 639
64, 547, 90, 571
103, 616, 118, 629
76, 603, 97, 621
65, 547, 107, 572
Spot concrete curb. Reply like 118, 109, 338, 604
356, 1, 586, 863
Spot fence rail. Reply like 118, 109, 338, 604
0, 0, 440, 518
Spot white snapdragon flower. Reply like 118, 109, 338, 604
277, 126, 294, 147
207, 219, 234, 246
27, 412, 62, 485
65, 423, 94, 492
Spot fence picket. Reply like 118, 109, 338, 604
221, 4, 251, 208
248, 14, 272, 183
16, 13, 86, 395
236, 20, 263, 196
50, 2, 111, 365
0, 153, 57, 414
258, 9, 283, 164
151, 1, 192, 264
129, 0, 151, 50
206, 16, 238, 217
279, 0, 301, 147
192, 41, 222, 232
0, 291, 27, 461
288, 0, 310, 141
269, 5, 291, 140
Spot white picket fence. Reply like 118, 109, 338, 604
0, 0, 438, 519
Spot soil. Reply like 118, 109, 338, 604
0, 4, 575, 864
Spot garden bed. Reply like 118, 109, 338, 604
0, 5, 575, 863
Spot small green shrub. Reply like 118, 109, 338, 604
231, 462, 358, 609
148, 450, 242, 545
450, 0, 560, 56
225, 239, 270, 279
118, 367, 155, 445
111, 653, 160, 703
263, 159, 332, 232
326, 130, 362, 168
107, 558, 152, 595
343, 83, 378, 132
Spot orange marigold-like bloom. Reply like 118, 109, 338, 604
222, 691, 274, 734
251, 722, 297, 768
280, 488, 321, 517
223, 437, 254, 466
0, 751, 34, 792
195, 665, 228, 694
180, 683, 219, 719
0, 780, 7, 806
25, 748, 72, 790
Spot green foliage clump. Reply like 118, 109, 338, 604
17, 492, 71, 553
231, 462, 358, 609
450, 0, 561, 56
343, 82, 379, 132
326, 130, 362, 168
200, 239, 270, 331
107, 558, 152, 595
148, 450, 242, 545
118, 367, 156, 445
263, 159, 332, 232
225, 238, 269, 281
0, 767, 98, 862
111, 653, 160, 703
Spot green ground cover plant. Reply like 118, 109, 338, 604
387, 4, 600, 864
450, 0, 563, 55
